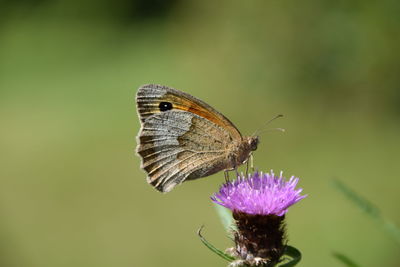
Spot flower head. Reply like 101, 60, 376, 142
212, 171, 306, 216
211, 171, 306, 266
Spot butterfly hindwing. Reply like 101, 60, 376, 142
137, 110, 231, 192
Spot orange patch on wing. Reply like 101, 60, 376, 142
165, 94, 229, 130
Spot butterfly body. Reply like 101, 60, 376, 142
136, 84, 258, 192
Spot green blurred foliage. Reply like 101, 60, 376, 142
0, 0, 399, 266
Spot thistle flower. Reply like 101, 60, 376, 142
212, 171, 305, 216
211, 171, 306, 267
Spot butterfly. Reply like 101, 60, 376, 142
136, 84, 259, 192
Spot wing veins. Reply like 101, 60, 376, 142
157, 153, 224, 188
145, 123, 225, 145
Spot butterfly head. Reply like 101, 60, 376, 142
243, 135, 260, 153
231, 136, 259, 167
247, 136, 259, 151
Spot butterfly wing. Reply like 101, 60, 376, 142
136, 84, 243, 192
136, 84, 242, 140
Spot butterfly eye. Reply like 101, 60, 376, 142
249, 136, 259, 151
159, 102, 173, 112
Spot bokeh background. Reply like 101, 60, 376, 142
1, 0, 399, 266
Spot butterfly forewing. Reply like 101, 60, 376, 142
136, 84, 242, 140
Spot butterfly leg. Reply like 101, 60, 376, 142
245, 158, 250, 177
250, 154, 254, 172
224, 170, 230, 183
235, 168, 239, 178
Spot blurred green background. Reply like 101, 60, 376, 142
1, 0, 399, 266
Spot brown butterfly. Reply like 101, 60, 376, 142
136, 84, 259, 192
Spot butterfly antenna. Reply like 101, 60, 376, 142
252, 114, 284, 137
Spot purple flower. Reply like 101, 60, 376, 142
210, 171, 306, 266
212, 171, 306, 216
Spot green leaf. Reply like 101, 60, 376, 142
213, 203, 236, 232
382, 220, 400, 244
333, 252, 360, 267
197, 226, 235, 262
277, 245, 302, 267
332, 179, 380, 217
333, 179, 400, 245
